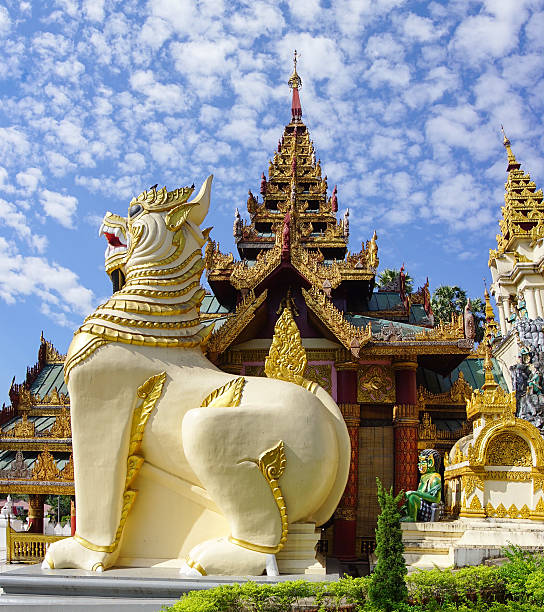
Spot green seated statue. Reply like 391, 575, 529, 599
400, 448, 442, 522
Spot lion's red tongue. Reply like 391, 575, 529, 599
104, 232, 125, 247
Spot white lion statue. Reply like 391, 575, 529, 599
43, 176, 350, 576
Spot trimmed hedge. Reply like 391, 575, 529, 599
165, 548, 544, 611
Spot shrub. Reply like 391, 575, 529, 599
499, 546, 544, 601
407, 565, 504, 605
367, 478, 408, 611
167, 577, 371, 612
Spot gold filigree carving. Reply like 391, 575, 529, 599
61, 454, 74, 481
201, 377, 245, 408
485, 470, 531, 482
495, 503, 507, 518
462, 474, 484, 497
531, 497, 544, 520
230, 247, 282, 290
486, 433, 532, 467
32, 449, 60, 481
265, 303, 316, 391
418, 372, 473, 406
507, 504, 520, 519
40, 334, 66, 364
358, 364, 395, 403
520, 504, 531, 519
534, 476, 544, 493
460, 493, 486, 517
48, 408, 72, 438
207, 289, 268, 354
7, 414, 35, 439
304, 364, 332, 395
74, 372, 166, 554
413, 313, 465, 341
302, 286, 372, 353
485, 502, 495, 517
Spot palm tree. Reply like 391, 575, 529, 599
431, 285, 485, 341
377, 268, 413, 293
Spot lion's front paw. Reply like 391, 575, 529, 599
43, 537, 112, 572
182, 537, 268, 576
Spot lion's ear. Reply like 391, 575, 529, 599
165, 204, 195, 231
187, 175, 213, 226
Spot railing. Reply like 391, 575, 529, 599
6, 519, 68, 563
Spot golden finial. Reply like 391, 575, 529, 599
288, 50, 302, 90
481, 284, 499, 389
484, 286, 494, 321
500, 125, 520, 171
482, 338, 496, 389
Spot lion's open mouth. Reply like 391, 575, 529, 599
99, 222, 127, 259
104, 232, 125, 248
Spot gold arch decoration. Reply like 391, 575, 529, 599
485, 433, 532, 467
471, 416, 544, 468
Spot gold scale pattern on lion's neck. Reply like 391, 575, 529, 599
77, 185, 214, 351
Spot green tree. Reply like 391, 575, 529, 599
377, 268, 413, 293
431, 285, 485, 342
368, 478, 408, 611
45, 495, 72, 524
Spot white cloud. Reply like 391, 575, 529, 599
0, 5, 11, 37
0, 238, 95, 318
46, 152, 76, 177
130, 70, 186, 114
149, 0, 197, 36
16, 168, 43, 194
39, 190, 78, 228
0, 128, 30, 165
451, 0, 533, 65
230, 2, 285, 39
366, 33, 404, 60
400, 13, 442, 42
365, 58, 410, 88
83, 0, 105, 22
525, 11, 544, 48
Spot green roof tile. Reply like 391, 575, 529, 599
417, 358, 507, 394
30, 364, 67, 398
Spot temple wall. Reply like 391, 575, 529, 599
357, 426, 394, 542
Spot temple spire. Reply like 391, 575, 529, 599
288, 50, 302, 122
501, 125, 520, 172
481, 288, 498, 389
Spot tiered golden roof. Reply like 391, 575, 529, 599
206, 58, 378, 293
489, 131, 544, 263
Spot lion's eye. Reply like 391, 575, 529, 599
129, 204, 143, 218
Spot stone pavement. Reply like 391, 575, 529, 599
0, 564, 340, 610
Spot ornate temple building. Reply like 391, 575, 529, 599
201, 58, 484, 559
2, 59, 510, 564
0, 334, 73, 559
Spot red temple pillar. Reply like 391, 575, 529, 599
333, 366, 360, 559
27, 494, 45, 533
392, 359, 419, 495
70, 497, 76, 536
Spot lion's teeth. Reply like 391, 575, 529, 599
99, 223, 105, 237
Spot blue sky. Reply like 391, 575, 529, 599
1, 0, 544, 403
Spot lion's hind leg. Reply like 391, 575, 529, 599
181, 406, 289, 576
